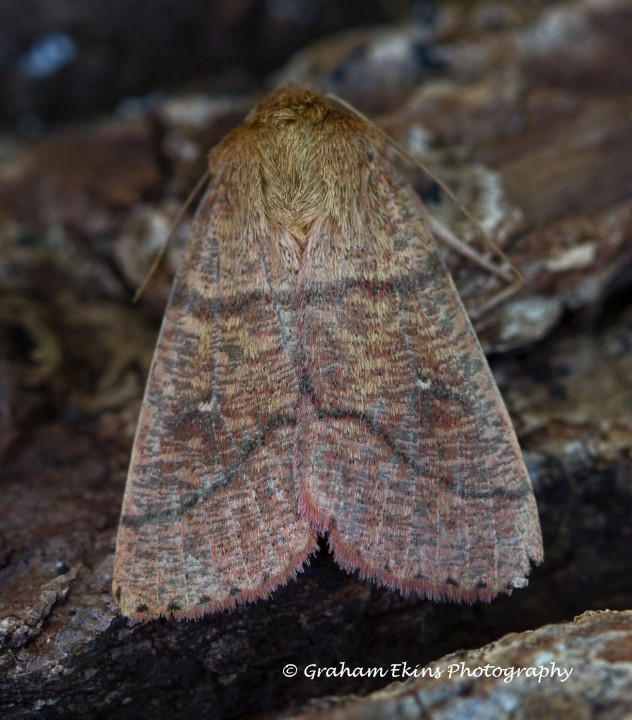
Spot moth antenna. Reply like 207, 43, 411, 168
468, 279, 523, 322
326, 93, 524, 283
132, 169, 210, 303
423, 212, 513, 283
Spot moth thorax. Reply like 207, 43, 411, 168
260, 127, 367, 249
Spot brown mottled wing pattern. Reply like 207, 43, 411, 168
113, 186, 316, 619
297, 164, 543, 601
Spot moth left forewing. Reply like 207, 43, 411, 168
114, 180, 317, 620
297, 151, 542, 601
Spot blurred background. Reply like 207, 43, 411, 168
0, 0, 444, 134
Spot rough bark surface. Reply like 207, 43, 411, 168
1, 1, 632, 719
284, 610, 632, 720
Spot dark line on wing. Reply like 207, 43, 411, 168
122, 414, 297, 528
297, 381, 528, 502
180, 270, 440, 320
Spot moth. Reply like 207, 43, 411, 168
113, 87, 543, 619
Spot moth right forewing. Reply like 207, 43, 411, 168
296, 148, 542, 602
